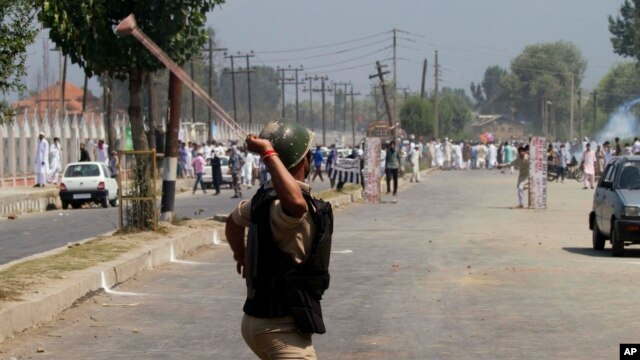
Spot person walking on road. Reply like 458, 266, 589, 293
210, 153, 223, 195
385, 140, 402, 196
191, 151, 207, 194
582, 143, 596, 190
48, 137, 62, 185
409, 145, 421, 182
108, 151, 119, 180
229, 145, 245, 199
498, 146, 530, 209
226, 121, 332, 359
558, 144, 570, 183
34, 132, 49, 187
312, 145, 325, 182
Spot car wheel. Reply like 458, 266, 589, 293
61, 200, 69, 210
575, 170, 585, 182
101, 197, 109, 208
71, 202, 82, 209
611, 225, 625, 257
109, 197, 118, 207
592, 223, 605, 250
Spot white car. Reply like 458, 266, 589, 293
203, 156, 232, 188
59, 162, 119, 209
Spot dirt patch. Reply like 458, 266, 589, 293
0, 221, 224, 305
315, 184, 361, 200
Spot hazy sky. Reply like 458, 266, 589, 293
15, 0, 629, 102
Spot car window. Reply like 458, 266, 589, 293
602, 164, 615, 183
616, 162, 640, 189
65, 164, 101, 177
220, 157, 229, 166
101, 164, 111, 178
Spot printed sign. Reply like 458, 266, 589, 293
529, 136, 547, 209
364, 137, 381, 204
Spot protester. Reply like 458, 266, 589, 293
79, 143, 91, 162
191, 151, 207, 194
409, 145, 421, 182
502, 141, 514, 174
385, 141, 402, 196
210, 152, 223, 195
178, 142, 187, 178
615, 137, 622, 156
582, 143, 596, 189
326, 144, 337, 188
498, 146, 530, 209
312, 145, 325, 182
34, 132, 49, 187
229, 145, 245, 199
242, 148, 255, 189
558, 144, 570, 183
108, 151, 119, 179
225, 122, 332, 359
595, 145, 605, 176
48, 137, 62, 185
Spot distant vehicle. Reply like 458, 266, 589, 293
59, 162, 118, 209
337, 148, 352, 159
203, 155, 232, 188
590, 156, 640, 256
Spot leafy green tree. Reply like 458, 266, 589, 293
39, 0, 224, 150
0, 0, 38, 123
400, 96, 434, 137
470, 65, 511, 115
503, 41, 586, 137
596, 62, 640, 114
609, 0, 640, 62
438, 88, 473, 138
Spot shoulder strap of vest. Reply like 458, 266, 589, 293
300, 191, 333, 272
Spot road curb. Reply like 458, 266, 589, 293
0, 225, 223, 344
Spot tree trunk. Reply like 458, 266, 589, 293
104, 73, 117, 152
160, 71, 183, 222
128, 68, 149, 151
147, 72, 157, 151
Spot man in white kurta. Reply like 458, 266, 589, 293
582, 143, 596, 189
242, 150, 255, 188
487, 143, 497, 170
34, 132, 49, 187
48, 137, 62, 184
409, 145, 421, 182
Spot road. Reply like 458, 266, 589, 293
3, 170, 640, 359
0, 179, 332, 265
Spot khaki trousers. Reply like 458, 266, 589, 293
241, 314, 316, 359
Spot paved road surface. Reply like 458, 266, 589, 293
0, 180, 331, 265
4, 170, 640, 359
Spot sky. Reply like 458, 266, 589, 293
13, 0, 629, 103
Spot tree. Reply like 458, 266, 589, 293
399, 96, 434, 137
470, 65, 511, 115
609, 0, 640, 62
503, 41, 586, 137
438, 88, 473, 138
0, 0, 38, 123
39, 0, 224, 150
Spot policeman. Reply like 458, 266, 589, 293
226, 121, 332, 359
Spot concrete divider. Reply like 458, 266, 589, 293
0, 226, 223, 344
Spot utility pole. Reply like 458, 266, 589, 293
577, 88, 583, 140
541, 98, 547, 137
333, 82, 338, 129
190, 60, 196, 122
334, 81, 350, 130
202, 39, 226, 141
593, 90, 597, 135
292, 66, 303, 123
420, 58, 428, 99
347, 86, 361, 145
303, 76, 315, 130
392, 28, 398, 125
434, 50, 440, 139
570, 74, 575, 141
370, 61, 394, 137
245, 54, 254, 126
312, 76, 331, 145
275, 66, 302, 121
224, 54, 239, 122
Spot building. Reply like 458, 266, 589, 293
12, 81, 100, 119
470, 115, 526, 142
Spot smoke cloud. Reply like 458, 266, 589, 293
595, 97, 640, 143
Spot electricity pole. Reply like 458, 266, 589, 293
370, 61, 394, 137
334, 81, 350, 130
312, 76, 331, 145
434, 50, 440, 139
224, 54, 239, 122
392, 28, 397, 124
190, 60, 196, 122
570, 74, 575, 141
303, 76, 316, 130
577, 88, 583, 140
275, 66, 302, 121
347, 86, 361, 145
593, 90, 597, 135
420, 58, 428, 99
203, 40, 226, 140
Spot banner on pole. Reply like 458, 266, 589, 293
364, 137, 381, 203
529, 137, 547, 209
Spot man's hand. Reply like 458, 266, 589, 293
236, 258, 245, 278
245, 134, 273, 156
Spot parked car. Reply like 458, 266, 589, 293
590, 156, 640, 256
59, 162, 118, 209
203, 155, 232, 188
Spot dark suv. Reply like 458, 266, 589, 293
590, 156, 640, 256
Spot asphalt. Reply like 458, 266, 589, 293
4, 169, 639, 359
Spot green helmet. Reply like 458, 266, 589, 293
259, 121, 314, 169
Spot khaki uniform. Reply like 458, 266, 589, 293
231, 181, 317, 359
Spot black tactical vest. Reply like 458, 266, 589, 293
243, 185, 333, 324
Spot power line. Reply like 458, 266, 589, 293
256, 38, 390, 63
303, 45, 393, 71
254, 30, 391, 54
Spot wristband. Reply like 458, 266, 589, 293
262, 149, 278, 159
